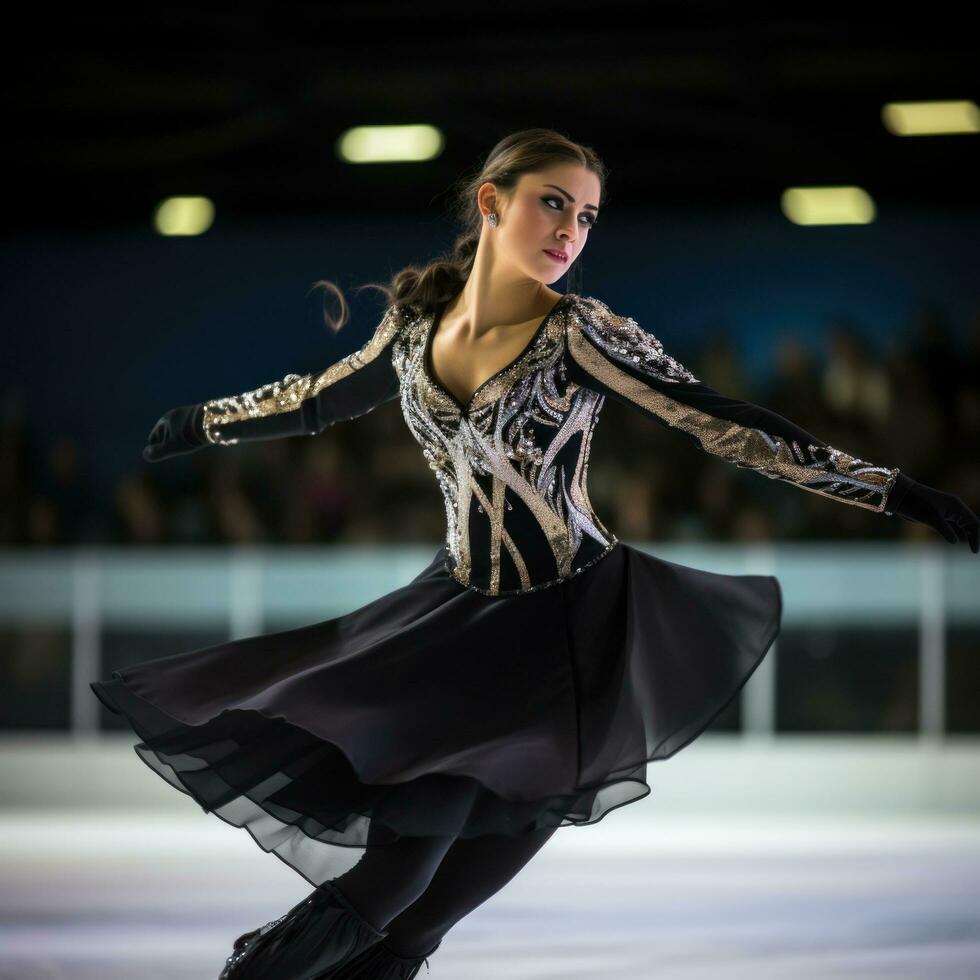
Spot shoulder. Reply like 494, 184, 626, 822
564, 293, 652, 346
361, 302, 420, 351
564, 294, 698, 382
381, 300, 433, 345
565, 293, 641, 335
380, 302, 409, 334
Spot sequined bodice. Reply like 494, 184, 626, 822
391, 294, 618, 595
201, 292, 901, 597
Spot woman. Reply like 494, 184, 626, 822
90, 128, 978, 979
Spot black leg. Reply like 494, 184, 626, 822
379, 825, 559, 957
328, 824, 458, 932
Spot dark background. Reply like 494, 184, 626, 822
1, 6, 978, 732
5, 5, 979, 229
3, 6, 978, 544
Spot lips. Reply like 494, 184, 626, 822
543, 249, 567, 263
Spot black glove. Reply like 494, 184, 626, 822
143, 403, 207, 462
887, 473, 979, 553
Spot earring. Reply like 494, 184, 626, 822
487, 211, 498, 227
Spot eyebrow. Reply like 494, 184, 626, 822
542, 184, 599, 213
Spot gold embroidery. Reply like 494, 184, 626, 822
211, 292, 899, 598
567, 297, 899, 512
391, 300, 618, 595
201, 305, 403, 445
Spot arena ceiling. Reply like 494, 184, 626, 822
6, 5, 978, 233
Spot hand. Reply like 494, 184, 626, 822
888, 473, 979, 553
143, 403, 207, 462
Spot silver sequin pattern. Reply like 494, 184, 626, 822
567, 295, 900, 513
391, 298, 619, 596
199, 294, 900, 597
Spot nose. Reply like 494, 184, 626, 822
556, 219, 577, 243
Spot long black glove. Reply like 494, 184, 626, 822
143, 404, 207, 462
887, 473, 979, 553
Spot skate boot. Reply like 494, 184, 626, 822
315, 937, 442, 978
218, 880, 387, 979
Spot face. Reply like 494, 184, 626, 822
480, 162, 601, 285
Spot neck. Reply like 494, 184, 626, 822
449, 243, 562, 339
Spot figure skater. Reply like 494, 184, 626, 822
90, 127, 978, 979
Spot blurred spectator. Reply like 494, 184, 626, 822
822, 320, 891, 430
208, 459, 268, 544
878, 351, 944, 482
908, 303, 959, 423
113, 472, 165, 543
4, 302, 977, 548
0, 407, 30, 545
39, 437, 101, 543
765, 335, 824, 427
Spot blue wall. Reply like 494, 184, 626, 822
4, 205, 979, 497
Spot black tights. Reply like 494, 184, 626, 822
330, 821, 559, 958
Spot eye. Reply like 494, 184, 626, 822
542, 196, 596, 227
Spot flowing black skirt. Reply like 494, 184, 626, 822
90, 541, 781, 886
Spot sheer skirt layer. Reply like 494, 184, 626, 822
91, 542, 781, 886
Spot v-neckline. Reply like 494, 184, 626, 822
423, 293, 570, 415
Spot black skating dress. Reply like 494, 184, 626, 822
90, 292, 902, 887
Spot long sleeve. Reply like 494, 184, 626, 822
200, 304, 404, 446
564, 295, 901, 513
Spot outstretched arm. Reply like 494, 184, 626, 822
565, 295, 898, 511
564, 295, 978, 550
144, 304, 404, 461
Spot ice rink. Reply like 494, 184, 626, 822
3, 788, 979, 977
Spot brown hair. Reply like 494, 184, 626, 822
309, 127, 609, 334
